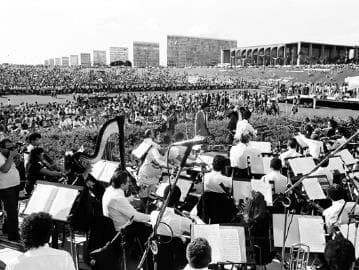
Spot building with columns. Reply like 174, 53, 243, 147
222, 41, 358, 66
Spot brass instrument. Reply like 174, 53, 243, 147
288, 243, 310, 270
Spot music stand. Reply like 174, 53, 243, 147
191, 224, 255, 267
23, 181, 83, 270
287, 156, 316, 176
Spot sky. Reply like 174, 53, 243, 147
1, 0, 359, 65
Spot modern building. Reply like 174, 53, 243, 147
80, 53, 91, 66
222, 41, 358, 66
61, 57, 69, 66
93, 50, 107, 66
49, 58, 55, 66
55, 58, 61, 66
70, 55, 79, 66
167, 35, 237, 67
44, 60, 49, 66
109, 47, 128, 64
133, 41, 159, 67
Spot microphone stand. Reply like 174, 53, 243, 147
137, 144, 194, 270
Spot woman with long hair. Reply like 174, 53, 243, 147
243, 191, 273, 266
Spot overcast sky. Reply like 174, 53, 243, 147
1, 0, 359, 65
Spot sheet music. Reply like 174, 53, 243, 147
298, 216, 326, 253
90, 160, 106, 180
251, 179, 273, 206
49, 187, 80, 222
328, 156, 345, 173
24, 184, 58, 215
288, 157, 316, 175
219, 228, 242, 263
132, 141, 152, 159
0, 248, 22, 266
273, 214, 300, 248
302, 178, 326, 200
156, 182, 169, 197
192, 224, 221, 263
233, 181, 251, 203
248, 141, 271, 153
100, 161, 120, 183
338, 149, 356, 166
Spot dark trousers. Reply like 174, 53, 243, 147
0, 185, 19, 240
156, 236, 187, 270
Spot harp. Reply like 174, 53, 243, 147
70, 116, 126, 173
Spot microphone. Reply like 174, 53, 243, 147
172, 136, 206, 147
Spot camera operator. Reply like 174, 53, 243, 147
0, 138, 20, 241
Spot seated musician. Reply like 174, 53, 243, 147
168, 132, 196, 166
25, 147, 65, 194
183, 238, 212, 270
203, 155, 232, 194
137, 132, 169, 198
150, 185, 193, 270
230, 134, 261, 170
310, 158, 334, 185
261, 158, 289, 194
322, 184, 347, 233
327, 127, 349, 151
326, 119, 337, 138
102, 170, 151, 245
243, 191, 273, 266
279, 138, 301, 167
6, 212, 76, 270
324, 238, 355, 270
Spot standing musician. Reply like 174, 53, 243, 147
234, 110, 256, 141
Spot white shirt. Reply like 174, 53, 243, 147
234, 119, 256, 140
183, 265, 208, 270
230, 143, 261, 169
150, 207, 192, 237
323, 199, 348, 228
0, 153, 20, 189
102, 187, 150, 231
204, 170, 232, 193
279, 148, 301, 166
261, 170, 288, 194
5, 245, 75, 270
24, 144, 35, 169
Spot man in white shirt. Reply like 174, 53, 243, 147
261, 158, 289, 194
279, 138, 301, 167
204, 155, 232, 194
234, 110, 256, 141
322, 185, 348, 233
0, 138, 20, 241
5, 212, 75, 270
183, 238, 212, 270
24, 133, 42, 169
230, 134, 261, 169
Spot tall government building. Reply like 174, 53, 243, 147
167, 35, 237, 67
133, 42, 159, 67
80, 53, 91, 66
109, 47, 128, 63
93, 50, 107, 66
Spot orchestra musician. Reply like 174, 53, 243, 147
102, 170, 152, 246
168, 132, 196, 166
322, 184, 348, 234
310, 157, 334, 185
323, 238, 355, 270
279, 138, 301, 167
233, 110, 256, 141
230, 134, 261, 170
327, 127, 349, 151
261, 158, 289, 194
150, 185, 198, 270
183, 238, 212, 270
203, 155, 232, 194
